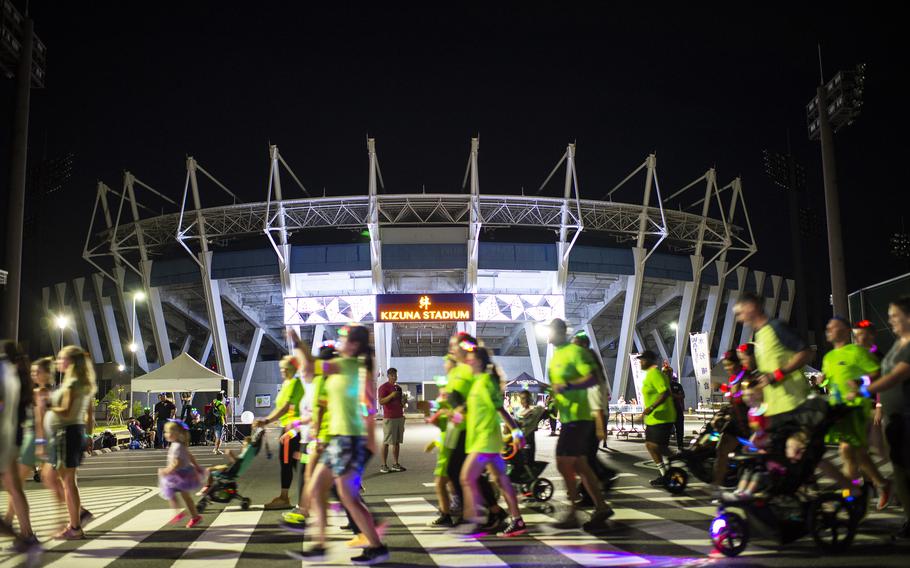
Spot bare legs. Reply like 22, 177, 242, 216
1, 462, 33, 538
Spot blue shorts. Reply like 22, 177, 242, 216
319, 436, 371, 477
214, 424, 224, 439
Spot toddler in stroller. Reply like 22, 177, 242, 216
505, 397, 553, 502
710, 395, 861, 557
196, 427, 268, 512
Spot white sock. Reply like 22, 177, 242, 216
657, 461, 669, 476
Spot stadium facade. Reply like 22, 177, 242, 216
43, 139, 790, 413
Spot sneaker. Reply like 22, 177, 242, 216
9, 535, 41, 554
52, 526, 84, 540
649, 475, 667, 487
186, 515, 203, 528
549, 511, 580, 530
264, 497, 292, 510
347, 533, 370, 548
498, 517, 527, 537
582, 506, 614, 532
286, 546, 327, 562
351, 544, 390, 565
379, 465, 391, 474
479, 508, 508, 533
450, 521, 483, 536
428, 513, 453, 527
79, 508, 94, 527
390, 463, 407, 472
877, 481, 892, 511
168, 512, 187, 525
280, 511, 307, 533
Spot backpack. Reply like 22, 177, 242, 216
204, 408, 217, 427
101, 431, 117, 449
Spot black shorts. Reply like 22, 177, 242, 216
556, 421, 595, 457
885, 412, 910, 469
645, 422, 673, 445
55, 424, 86, 469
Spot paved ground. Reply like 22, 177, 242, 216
1, 420, 907, 567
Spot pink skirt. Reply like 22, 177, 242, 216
159, 467, 202, 499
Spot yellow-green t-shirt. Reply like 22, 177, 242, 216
311, 374, 331, 441
548, 343, 594, 423
822, 344, 880, 407
642, 366, 677, 425
446, 362, 474, 431
754, 320, 810, 416
465, 373, 503, 454
316, 357, 364, 437
275, 378, 305, 428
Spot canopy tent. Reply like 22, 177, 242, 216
130, 352, 233, 398
505, 373, 548, 393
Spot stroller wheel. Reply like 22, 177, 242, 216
665, 467, 688, 495
532, 478, 554, 502
196, 499, 208, 514
709, 512, 748, 557
33, 469, 41, 483
809, 494, 859, 552
241, 497, 251, 510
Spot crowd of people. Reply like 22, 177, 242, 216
2, 291, 910, 564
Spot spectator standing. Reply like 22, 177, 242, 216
378, 368, 406, 473
153, 394, 176, 449
137, 407, 156, 447
211, 393, 227, 454
663, 362, 686, 451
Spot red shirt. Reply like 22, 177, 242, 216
378, 381, 404, 419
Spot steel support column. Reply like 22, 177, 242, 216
200, 334, 213, 366
650, 328, 671, 364
718, 267, 748, 354
699, 259, 728, 357
181, 335, 193, 356
739, 270, 765, 345
778, 279, 797, 323
239, 327, 264, 411
92, 273, 125, 366
524, 322, 544, 381
72, 277, 104, 363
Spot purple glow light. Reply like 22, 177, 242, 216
711, 517, 727, 536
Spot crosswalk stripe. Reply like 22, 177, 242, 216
43, 508, 175, 568
518, 511, 651, 567
385, 497, 508, 567
171, 508, 263, 568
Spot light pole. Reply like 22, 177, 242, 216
129, 290, 146, 390
54, 314, 69, 352
806, 60, 866, 316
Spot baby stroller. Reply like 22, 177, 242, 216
196, 427, 268, 513
503, 430, 554, 502
663, 403, 744, 494
709, 396, 862, 557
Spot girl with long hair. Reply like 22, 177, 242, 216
293, 325, 388, 565
49, 345, 96, 540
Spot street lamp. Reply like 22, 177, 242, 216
117, 364, 126, 372
54, 314, 69, 352
129, 290, 146, 385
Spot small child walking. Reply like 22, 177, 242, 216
158, 420, 205, 528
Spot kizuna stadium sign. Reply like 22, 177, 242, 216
376, 293, 474, 322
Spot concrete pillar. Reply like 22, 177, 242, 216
239, 327, 265, 411
198, 252, 232, 379
739, 270, 765, 345
611, 247, 646, 402
72, 277, 104, 364
717, 267, 747, 355
525, 322, 544, 381
141, 261, 172, 365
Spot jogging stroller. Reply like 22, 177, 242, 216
503, 430, 554, 502
196, 427, 268, 512
709, 396, 862, 557
663, 403, 744, 494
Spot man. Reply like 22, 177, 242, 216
153, 393, 175, 449
663, 362, 686, 452
733, 291, 813, 449
378, 368, 406, 473
211, 392, 227, 455
572, 331, 617, 506
179, 392, 195, 424
641, 351, 677, 486
547, 319, 614, 531
137, 407, 156, 447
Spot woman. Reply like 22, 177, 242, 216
254, 355, 306, 510
861, 297, 910, 539
295, 325, 388, 565
49, 345, 97, 540
711, 350, 750, 490
456, 342, 527, 537
1, 343, 38, 553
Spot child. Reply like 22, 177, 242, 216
158, 420, 205, 528
425, 386, 454, 526
198, 438, 247, 495
722, 380, 771, 501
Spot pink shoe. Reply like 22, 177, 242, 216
169, 512, 187, 525
186, 515, 203, 528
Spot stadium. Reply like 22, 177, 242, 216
45, 138, 788, 414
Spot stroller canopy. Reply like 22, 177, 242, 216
130, 352, 234, 398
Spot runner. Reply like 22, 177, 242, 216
546, 319, 613, 531
254, 355, 306, 510
819, 316, 891, 507
294, 324, 389, 565
712, 350, 750, 489
425, 365, 454, 527
859, 296, 910, 539
444, 332, 508, 531
454, 341, 527, 537
49, 345, 97, 540
640, 350, 677, 486
854, 320, 887, 462
1, 342, 37, 551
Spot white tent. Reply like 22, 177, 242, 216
130, 352, 233, 398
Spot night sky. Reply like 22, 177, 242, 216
2, 2, 908, 347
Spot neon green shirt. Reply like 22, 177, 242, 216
822, 344, 879, 407
548, 343, 594, 423
642, 366, 676, 426
754, 320, 810, 416
275, 378, 305, 428
320, 357, 365, 437
311, 374, 331, 441
465, 372, 503, 454
447, 362, 474, 431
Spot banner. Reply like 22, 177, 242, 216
629, 353, 646, 407
689, 331, 712, 407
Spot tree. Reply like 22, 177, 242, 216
104, 386, 129, 426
